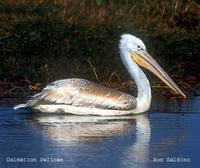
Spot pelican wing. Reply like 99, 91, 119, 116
27, 78, 137, 110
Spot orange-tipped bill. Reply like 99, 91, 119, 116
132, 50, 186, 98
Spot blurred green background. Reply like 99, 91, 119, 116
0, 0, 199, 96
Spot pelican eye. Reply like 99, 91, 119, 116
137, 45, 142, 50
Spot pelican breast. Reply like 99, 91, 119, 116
27, 78, 137, 111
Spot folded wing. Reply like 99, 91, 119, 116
27, 78, 137, 111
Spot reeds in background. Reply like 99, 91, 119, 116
0, 0, 199, 97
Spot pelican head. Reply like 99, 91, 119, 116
119, 34, 186, 98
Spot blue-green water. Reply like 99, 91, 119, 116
0, 93, 199, 168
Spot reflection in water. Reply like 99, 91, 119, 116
121, 115, 151, 168
30, 114, 151, 167
0, 96, 199, 168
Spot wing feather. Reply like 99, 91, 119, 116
27, 78, 137, 110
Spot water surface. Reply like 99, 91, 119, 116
0, 94, 199, 168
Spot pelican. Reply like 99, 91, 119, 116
14, 34, 186, 116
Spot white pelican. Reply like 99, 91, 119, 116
14, 34, 186, 115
